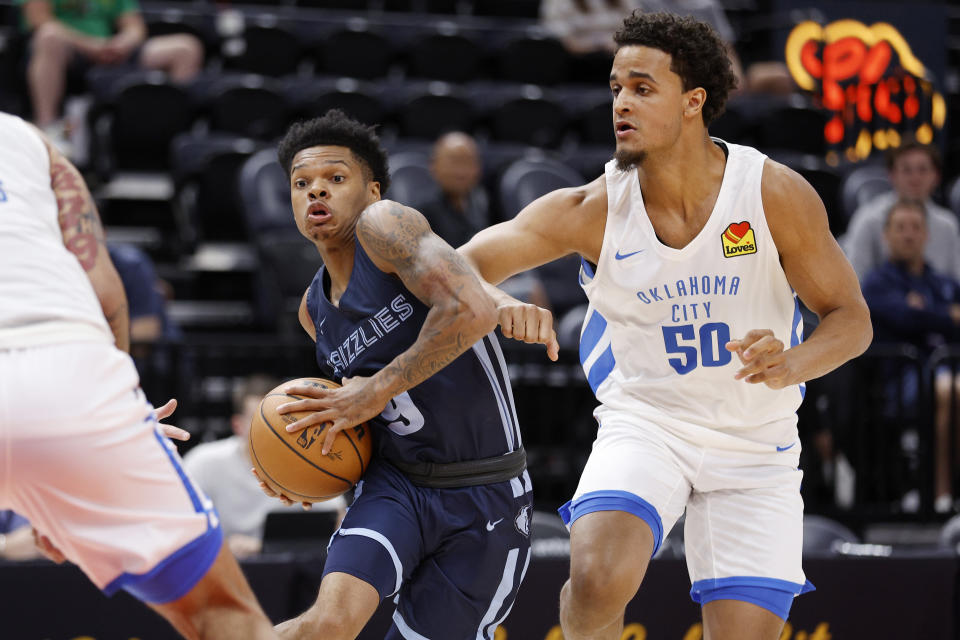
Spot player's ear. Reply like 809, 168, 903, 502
368, 180, 381, 202
683, 87, 706, 120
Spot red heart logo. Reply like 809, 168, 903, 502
727, 221, 751, 241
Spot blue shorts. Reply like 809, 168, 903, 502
323, 460, 533, 640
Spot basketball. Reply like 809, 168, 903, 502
249, 377, 372, 503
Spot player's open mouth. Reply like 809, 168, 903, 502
615, 121, 636, 138
307, 203, 332, 224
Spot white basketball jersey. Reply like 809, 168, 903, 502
579, 142, 803, 447
0, 113, 112, 348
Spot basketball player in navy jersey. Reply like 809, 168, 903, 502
254, 110, 533, 640
458, 12, 872, 640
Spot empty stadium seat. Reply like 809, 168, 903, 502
840, 163, 890, 220
238, 148, 295, 235
397, 84, 476, 139
387, 150, 434, 207
496, 34, 569, 85
947, 175, 960, 217
90, 71, 195, 173
759, 103, 829, 155
482, 86, 569, 148
407, 31, 485, 83
204, 76, 289, 139
802, 515, 860, 555
498, 154, 583, 215
316, 27, 394, 80
290, 77, 388, 125
222, 23, 302, 77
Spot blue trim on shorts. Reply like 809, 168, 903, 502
558, 490, 664, 555
101, 424, 223, 604
690, 576, 815, 621
103, 524, 223, 603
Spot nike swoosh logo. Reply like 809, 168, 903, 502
615, 249, 645, 260
485, 518, 504, 531
777, 443, 796, 452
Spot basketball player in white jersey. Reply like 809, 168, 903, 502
460, 12, 872, 640
0, 111, 278, 640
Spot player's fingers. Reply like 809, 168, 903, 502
284, 411, 334, 434
160, 423, 190, 442
277, 398, 327, 415
301, 502, 312, 511
546, 329, 560, 362
743, 336, 783, 360
498, 307, 515, 338
321, 421, 347, 455
283, 384, 332, 399
154, 398, 178, 421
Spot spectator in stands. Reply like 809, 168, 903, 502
417, 132, 492, 249
18, 0, 203, 148
0, 510, 41, 561
108, 243, 180, 346
183, 376, 346, 558
845, 139, 960, 283
861, 199, 960, 513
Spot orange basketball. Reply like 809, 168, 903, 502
249, 377, 372, 503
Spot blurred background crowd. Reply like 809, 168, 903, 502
0, 0, 958, 559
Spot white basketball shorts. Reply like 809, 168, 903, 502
559, 405, 813, 620
0, 342, 222, 603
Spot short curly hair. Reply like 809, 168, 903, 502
277, 110, 390, 195
614, 11, 737, 126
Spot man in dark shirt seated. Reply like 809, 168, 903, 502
417, 132, 492, 248
862, 198, 960, 512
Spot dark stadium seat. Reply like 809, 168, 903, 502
472, 0, 539, 18
407, 31, 485, 83
577, 97, 613, 146
840, 164, 890, 220
482, 86, 569, 148
946, 175, 960, 217
90, 71, 195, 173
315, 27, 394, 80
397, 84, 476, 139
802, 515, 860, 555
495, 34, 569, 85
759, 103, 829, 156
205, 76, 289, 139
387, 151, 434, 207
222, 23, 302, 77
238, 148, 294, 235
556, 304, 588, 351
498, 155, 583, 216
171, 133, 260, 246
290, 77, 388, 125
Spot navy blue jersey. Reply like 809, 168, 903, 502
305, 238, 522, 465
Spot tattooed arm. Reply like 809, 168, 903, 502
38, 131, 130, 352
357, 199, 498, 399
275, 200, 497, 449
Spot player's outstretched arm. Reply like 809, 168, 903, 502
726, 160, 872, 388
458, 176, 606, 358
37, 130, 130, 352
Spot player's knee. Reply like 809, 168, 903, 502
31, 22, 69, 54
567, 556, 641, 613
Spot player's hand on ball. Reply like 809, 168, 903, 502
32, 528, 66, 564
726, 329, 792, 389
277, 375, 387, 455
496, 299, 559, 362
250, 468, 312, 510
154, 398, 190, 442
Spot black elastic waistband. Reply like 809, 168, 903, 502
386, 447, 527, 489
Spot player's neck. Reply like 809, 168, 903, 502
318, 241, 356, 307
636, 133, 726, 218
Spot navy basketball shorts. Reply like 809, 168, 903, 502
323, 460, 534, 640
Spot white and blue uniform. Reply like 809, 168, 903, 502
559, 141, 813, 620
0, 112, 221, 603
306, 237, 532, 640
